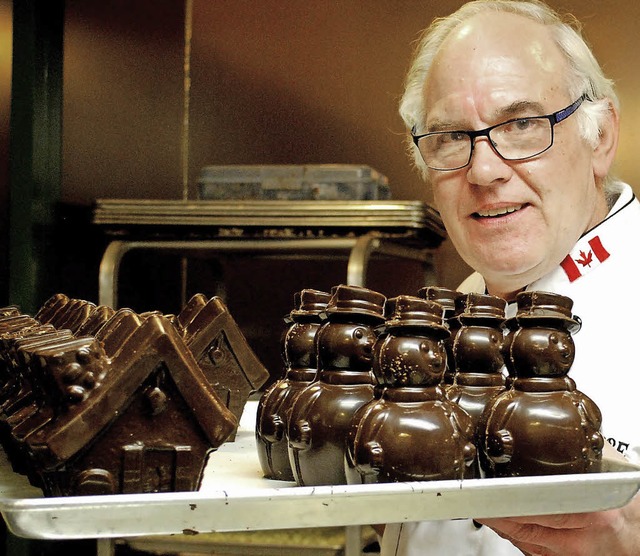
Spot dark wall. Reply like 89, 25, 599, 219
59, 1, 475, 307
0, 0, 11, 307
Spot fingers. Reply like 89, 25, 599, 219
479, 512, 594, 529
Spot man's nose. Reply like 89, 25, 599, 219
465, 137, 512, 186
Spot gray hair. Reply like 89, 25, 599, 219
400, 0, 618, 182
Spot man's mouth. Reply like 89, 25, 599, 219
474, 204, 524, 218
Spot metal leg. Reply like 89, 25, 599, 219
99, 238, 364, 309
98, 240, 129, 309
96, 538, 115, 556
347, 234, 436, 289
346, 234, 380, 287
344, 525, 363, 556
98, 236, 435, 309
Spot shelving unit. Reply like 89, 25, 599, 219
93, 199, 446, 309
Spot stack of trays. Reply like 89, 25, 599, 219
93, 198, 446, 246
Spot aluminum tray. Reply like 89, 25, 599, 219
92, 199, 446, 235
1, 401, 639, 541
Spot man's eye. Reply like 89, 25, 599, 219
440, 131, 467, 143
503, 118, 535, 133
515, 118, 533, 130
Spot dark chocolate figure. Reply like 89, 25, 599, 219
445, 293, 507, 478
0, 293, 266, 497
287, 284, 385, 486
255, 289, 330, 481
479, 291, 604, 477
345, 295, 476, 484
417, 286, 463, 385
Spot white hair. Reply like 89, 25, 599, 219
400, 0, 618, 184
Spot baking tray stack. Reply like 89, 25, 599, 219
92, 199, 447, 247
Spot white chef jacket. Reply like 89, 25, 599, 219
381, 181, 640, 556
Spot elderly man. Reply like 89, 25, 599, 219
382, 1, 640, 554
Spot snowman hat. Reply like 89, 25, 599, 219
290, 289, 332, 318
514, 290, 582, 334
417, 286, 464, 318
385, 295, 450, 338
324, 284, 386, 323
457, 292, 507, 322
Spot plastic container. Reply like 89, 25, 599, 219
197, 164, 391, 201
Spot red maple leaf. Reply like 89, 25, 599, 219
576, 250, 593, 267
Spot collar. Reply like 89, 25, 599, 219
559, 182, 635, 283
460, 183, 638, 296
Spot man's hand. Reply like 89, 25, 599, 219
477, 445, 640, 556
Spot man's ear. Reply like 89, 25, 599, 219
592, 99, 620, 181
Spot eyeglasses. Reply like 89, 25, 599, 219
411, 95, 586, 171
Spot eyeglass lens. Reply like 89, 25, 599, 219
417, 117, 553, 171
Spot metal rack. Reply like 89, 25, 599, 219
92, 199, 446, 308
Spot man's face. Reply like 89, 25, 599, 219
422, 12, 610, 298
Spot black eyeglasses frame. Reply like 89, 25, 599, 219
411, 95, 587, 171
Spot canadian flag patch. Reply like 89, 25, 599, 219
560, 235, 610, 282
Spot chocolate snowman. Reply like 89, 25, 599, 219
287, 284, 385, 486
479, 291, 604, 477
255, 289, 330, 481
417, 286, 463, 385
445, 293, 508, 478
345, 295, 476, 484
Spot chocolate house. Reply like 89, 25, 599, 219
174, 293, 271, 424
0, 293, 269, 497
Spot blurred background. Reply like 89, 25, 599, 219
1, 0, 639, 378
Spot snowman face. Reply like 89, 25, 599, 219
316, 322, 377, 371
510, 326, 575, 377
376, 333, 447, 387
418, 339, 448, 385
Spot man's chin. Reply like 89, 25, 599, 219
471, 258, 544, 293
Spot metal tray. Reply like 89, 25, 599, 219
1, 401, 639, 541
92, 199, 446, 235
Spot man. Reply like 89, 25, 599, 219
381, 1, 640, 554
